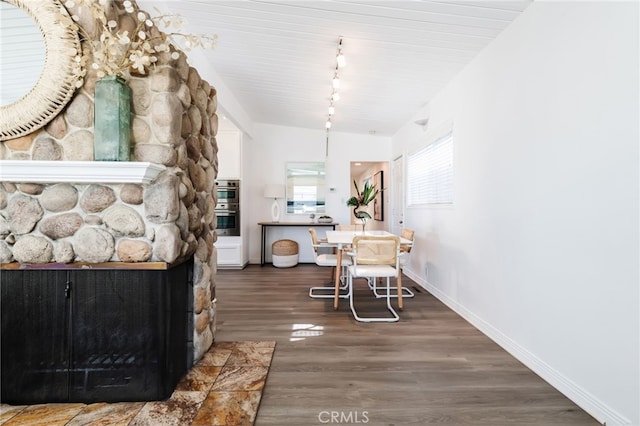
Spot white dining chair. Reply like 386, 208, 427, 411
347, 235, 403, 322
308, 228, 351, 299
369, 228, 415, 299
399, 228, 415, 266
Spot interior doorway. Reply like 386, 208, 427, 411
349, 161, 389, 231
390, 156, 404, 236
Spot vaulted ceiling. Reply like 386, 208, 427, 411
137, 1, 532, 136
1, 0, 532, 137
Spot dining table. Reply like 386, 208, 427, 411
325, 230, 413, 309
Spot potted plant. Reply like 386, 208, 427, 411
317, 215, 333, 223
346, 180, 379, 232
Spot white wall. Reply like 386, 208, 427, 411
244, 123, 391, 263
392, 2, 639, 425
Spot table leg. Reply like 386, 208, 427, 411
261, 225, 266, 266
333, 245, 342, 310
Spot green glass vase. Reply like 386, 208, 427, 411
94, 75, 132, 161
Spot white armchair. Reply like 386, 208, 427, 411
308, 228, 351, 299
347, 235, 403, 322
370, 228, 415, 299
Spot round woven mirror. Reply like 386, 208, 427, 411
0, 0, 82, 141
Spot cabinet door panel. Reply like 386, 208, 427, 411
1, 270, 71, 404
217, 130, 241, 178
69, 270, 165, 402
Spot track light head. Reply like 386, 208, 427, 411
325, 37, 345, 130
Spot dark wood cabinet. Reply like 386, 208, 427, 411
1, 260, 193, 404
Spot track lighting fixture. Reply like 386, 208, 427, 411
325, 37, 345, 133
336, 38, 346, 68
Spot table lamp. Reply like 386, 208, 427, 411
263, 184, 285, 222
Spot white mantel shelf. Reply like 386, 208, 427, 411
0, 160, 166, 184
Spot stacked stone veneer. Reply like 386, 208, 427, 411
0, 2, 220, 362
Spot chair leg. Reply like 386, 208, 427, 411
349, 275, 399, 323
385, 277, 400, 318
369, 277, 415, 298
309, 265, 348, 299
309, 284, 348, 299
397, 272, 403, 310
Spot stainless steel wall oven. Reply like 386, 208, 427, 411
215, 180, 240, 236
215, 179, 239, 204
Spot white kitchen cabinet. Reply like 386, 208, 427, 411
215, 236, 245, 269
215, 126, 245, 268
216, 130, 241, 179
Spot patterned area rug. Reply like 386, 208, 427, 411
0, 341, 276, 426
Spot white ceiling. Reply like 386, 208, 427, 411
0, 1, 531, 137
139, 0, 532, 137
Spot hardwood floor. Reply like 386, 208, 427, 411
214, 264, 598, 426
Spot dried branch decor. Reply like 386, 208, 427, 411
65, 0, 217, 79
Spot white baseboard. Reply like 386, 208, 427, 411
403, 268, 630, 426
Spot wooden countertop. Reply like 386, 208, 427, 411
1, 261, 173, 270
258, 222, 338, 226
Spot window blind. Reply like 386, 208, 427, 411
407, 132, 453, 205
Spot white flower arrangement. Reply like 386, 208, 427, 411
62, 0, 217, 83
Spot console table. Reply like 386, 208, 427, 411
258, 222, 338, 265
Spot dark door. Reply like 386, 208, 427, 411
1, 270, 72, 403
68, 269, 165, 402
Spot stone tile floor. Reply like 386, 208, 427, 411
0, 341, 276, 426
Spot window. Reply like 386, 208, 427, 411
407, 132, 453, 205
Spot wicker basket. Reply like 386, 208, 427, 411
272, 239, 298, 256
272, 239, 299, 267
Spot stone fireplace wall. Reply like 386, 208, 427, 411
0, 1, 219, 362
